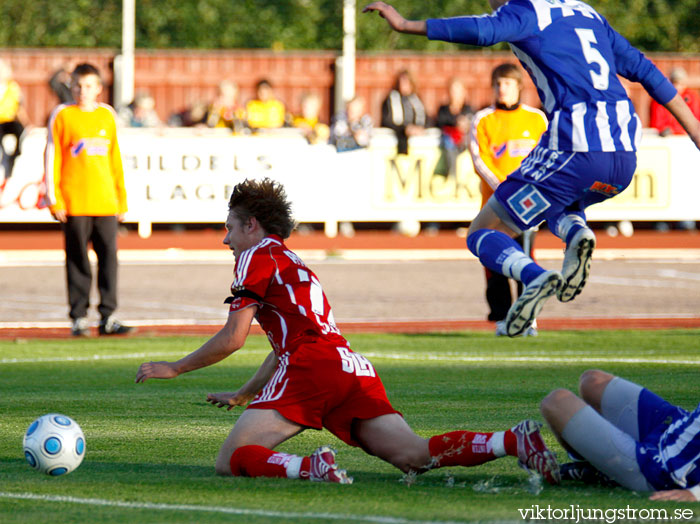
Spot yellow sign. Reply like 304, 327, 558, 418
379, 146, 481, 206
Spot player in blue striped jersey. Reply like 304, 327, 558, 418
364, 1, 700, 336
541, 370, 700, 501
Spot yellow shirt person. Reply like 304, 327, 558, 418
43, 63, 133, 338
246, 79, 286, 130
468, 63, 548, 336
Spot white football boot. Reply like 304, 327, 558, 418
505, 271, 562, 337
558, 228, 596, 302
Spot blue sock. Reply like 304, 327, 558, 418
467, 229, 545, 285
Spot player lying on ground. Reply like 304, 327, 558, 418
136, 178, 559, 484
364, 1, 700, 337
541, 369, 700, 502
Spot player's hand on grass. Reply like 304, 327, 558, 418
649, 489, 696, 502
135, 361, 179, 383
206, 391, 256, 410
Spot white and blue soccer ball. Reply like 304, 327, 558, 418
23, 413, 86, 476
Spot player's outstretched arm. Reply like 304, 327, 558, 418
207, 351, 278, 410
664, 94, 700, 151
650, 488, 698, 502
135, 306, 257, 383
362, 2, 427, 35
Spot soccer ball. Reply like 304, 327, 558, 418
23, 413, 86, 476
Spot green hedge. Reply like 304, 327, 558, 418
1, 0, 698, 52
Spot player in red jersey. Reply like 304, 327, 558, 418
136, 178, 559, 484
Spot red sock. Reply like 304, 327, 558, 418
429, 429, 516, 468
504, 429, 517, 456
229, 445, 311, 479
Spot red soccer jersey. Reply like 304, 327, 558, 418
226, 235, 347, 355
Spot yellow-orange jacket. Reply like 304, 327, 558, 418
469, 104, 547, 207
44, 103, 127, 216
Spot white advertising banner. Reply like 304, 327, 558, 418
1, 127, 698, 236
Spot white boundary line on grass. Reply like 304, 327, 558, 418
0, 492, 476, 524
2, 351, 698, 366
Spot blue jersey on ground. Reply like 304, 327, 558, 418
636, 391, 700, 491
426, 0, 677, 153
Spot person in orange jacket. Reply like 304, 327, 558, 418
44, 63, 134, 337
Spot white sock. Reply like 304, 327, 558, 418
488, 431, 506, 457
285, 455, 304, 479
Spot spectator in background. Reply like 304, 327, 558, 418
381, 69, 426, 155
649, 67, 699, 232
292, 92, 330, 144
650, 68, 700, 137
435, 77, 474, 177
49, 62, 76, 105
118, 91, 162, 128
0, 59, 30, 180
43, 63, 133, 337
246, 79, 286, 131
206, 80, 247, 133
168, 100, 209, 127
469, 63, 547, 336
329, 96, 373, 237
330, 96, 373, 152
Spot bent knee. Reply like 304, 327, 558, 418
540, 388, 576, 419
215, 448, 238, 476
390, 450, 432, 473
579, 369, 614, 403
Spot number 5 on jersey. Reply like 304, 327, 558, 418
337, 347, 376, 377
575, 28, 610, 90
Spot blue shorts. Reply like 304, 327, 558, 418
494, 147, 637, 231
635, 388, 689, 490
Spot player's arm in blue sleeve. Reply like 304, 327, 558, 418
606, 22, 676, 105
605, 20, 699, 149
425, 0, 537, 47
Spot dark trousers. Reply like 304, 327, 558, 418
484, 232, 530, 322
0, 120, 25, 178
62, 216, 118, 320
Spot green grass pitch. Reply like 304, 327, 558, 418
1, 330, 699, 523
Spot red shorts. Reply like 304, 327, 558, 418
246, 342, 400, 447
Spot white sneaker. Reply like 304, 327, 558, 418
559, 228, 596, 302
505, 271, 562, 337
71, 317, 89, 337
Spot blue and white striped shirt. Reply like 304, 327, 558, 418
426, 0, 677, 153
658, 404, 700, 489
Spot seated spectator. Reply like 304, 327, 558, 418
0, 59, 30, 179
118, 91, 161, 128
206, 80, 247, 133
168, 100, 209, 127
330, 96, 373, 152
436, 78, 474, 153
246, 79, 286, 131
381, 69, 426, 155
292, 92, 329, 144
650, 68, 700, 136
